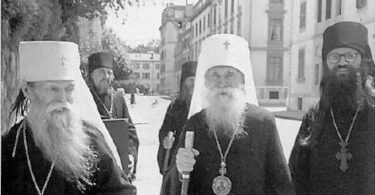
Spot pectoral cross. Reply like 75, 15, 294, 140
335, 141, 352, 172
223, 41, 230, 50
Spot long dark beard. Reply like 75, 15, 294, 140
320, 67, 359, 111
301, 66, 365, 147
28, 103, 97, 190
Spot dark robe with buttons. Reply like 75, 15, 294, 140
91, 89, 139, 172
1, 120, 137, 195
289, 103, 375, 195
161, 104, 294, 195
157, 99, 190, 174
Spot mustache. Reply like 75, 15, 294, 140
46, 102, 73, 114
212, 87, 235, 95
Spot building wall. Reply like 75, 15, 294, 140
160, 5, 191, 95
288, 0, 375, 111
128, 53, 161, 93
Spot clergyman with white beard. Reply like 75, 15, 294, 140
1, 41, 136, 195
160, 34, 294, 195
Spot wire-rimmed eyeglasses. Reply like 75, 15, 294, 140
327, 52, 360, 63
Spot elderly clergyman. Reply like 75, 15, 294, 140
1, 41, 136, 195
289, 21, 375, 194
161, 34, 294, 195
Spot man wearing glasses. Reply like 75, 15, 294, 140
289, 21, 375, 194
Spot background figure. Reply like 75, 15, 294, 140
2, 41, 136, 195
157, 61, 197, 175
88, 52, 139, 179
161, 34, 294, 195
130, 92, 136, 105
289, 21, 375, 194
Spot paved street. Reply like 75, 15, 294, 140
126, 94, 302, 195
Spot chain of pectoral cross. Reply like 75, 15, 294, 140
330, 106, 360, 172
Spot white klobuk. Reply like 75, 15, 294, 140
188, 34, 259, 118
18, 41, 123, 169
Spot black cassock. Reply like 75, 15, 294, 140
289, 103, 375, 194
91, 89, 139, 171
157, 99, 189, 174
1, 120, 136, 195
161, 104, 294, 195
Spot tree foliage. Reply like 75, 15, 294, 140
126, 39, 160, 53
1, 0, 144, 130
101, 29, 133, 80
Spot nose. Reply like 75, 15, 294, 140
55, 89, 68, 103
337, 56, 348, 66
217, 76, 228, 88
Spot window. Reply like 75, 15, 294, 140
237, 17, 241, 36
271, 0, 283, 3
143, 63, 150, 69
225, 0, 228, 18
142, 73, 150, 79
199, 20, 202, 35
230, 22, 234, 34
231, 0, 235, 15
155, 64, 160, 69
326, 0, 332, 19
213, 4, 217, 26
269, 19, 282, 41
203, 16, 206, 32
133, 63, 140, 69
268, 56, 283, 82
195, 23, 198, 37
357, 0, 367, 9
317, 0, 322, 22
133, 72, 140, 79
336, 0, 342, 16
299, 1, 307, 31
157, 73, 160, 79
161, 64, 165, 72
269, 91, 279, 99
298, 48, 305, 81
314, 64, 320, 85
208, 13, 211, 27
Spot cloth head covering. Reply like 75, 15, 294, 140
180, 61, 197, 90
322, 21, 374, 71
88, 52, 115, 74
188, 34, 258, 118
18, 41, 122, 169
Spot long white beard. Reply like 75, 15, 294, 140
205, 87, 247, 137
27, 102, 96, 189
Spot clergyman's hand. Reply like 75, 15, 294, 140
128, 154, 135, 174
163, 135, 175, 149
176, 148, 199, 173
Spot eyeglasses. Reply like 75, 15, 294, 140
327, 52, 360, 63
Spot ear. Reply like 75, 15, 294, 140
21, 82, 34, 100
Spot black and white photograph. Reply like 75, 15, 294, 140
1, 0, 375, 194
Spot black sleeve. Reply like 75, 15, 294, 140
288, 109, 315, 195
264, 116, 295, 195
160, 114, 198, 195
120, 95, 139, 169
157, 102, 175, 174
88, 128, 137, 195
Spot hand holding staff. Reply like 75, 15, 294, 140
162, 131, 175, 173
178, 131, 196, 195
